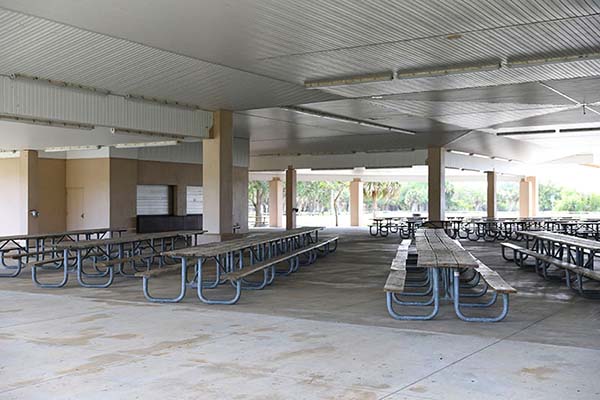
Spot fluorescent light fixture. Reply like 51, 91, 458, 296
10, 73, 111, 95
447, 149, 471, 156
0, 113, 94, 130
281, 106, 416, 136
497, 126, 600, 136
491, 156, 509, 162
115, 140, 180, 149
0, 150, 19, 158
371, 96, 384, 99
496, 129, 556, 136
396, 63, 500, 79
110, 127, 187, 141
471, 153, 490, 159
125, 94, 201, 111
507, 52, 600, 69
45, 145, 104, 152
304, 72, 393, 89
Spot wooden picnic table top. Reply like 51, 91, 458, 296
516, 230, 600, 250
55, 230, 206, 250
163, 226, 324, 258
415, 229, 478, 269
0, 227, 129, 242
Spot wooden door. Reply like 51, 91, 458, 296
66, 188, 85, 230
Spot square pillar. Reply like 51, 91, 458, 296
269, 177, 283, 228
350, 178, 364, 226
519, 176, 537, 218
19, 150, 39, 235
285, 166, 297, 230
486, 171, 497, 219
527, 176, 538, 217
427, 147, 445, 221
202, 110, 233, 234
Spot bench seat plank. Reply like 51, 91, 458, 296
474, 261, 517, 293
384, 269, 407, 293
224, 237, 338, 281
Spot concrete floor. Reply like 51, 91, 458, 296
1, 228, 599, 399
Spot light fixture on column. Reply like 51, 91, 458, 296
110, 127, 188, 141
0, 149, 19, 158
304, 72, 393, 89
0, 113, 95, 130
10, 73, 111, 96
115, 140, 180, 149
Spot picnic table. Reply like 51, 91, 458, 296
33, 230, 206, 288
502, 231, 600, 297
517, 230, 600, 269
145, 227, 331, 305
0, 227, 127, 277
384, 229, 515, 322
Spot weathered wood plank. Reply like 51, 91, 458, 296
475, 261, 517, 293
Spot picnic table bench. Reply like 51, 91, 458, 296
140, 227, 338, 305
0, 227, 128, 278
384, 229, 516, 322
31, 230, 205, 288
501, 231, 600, 298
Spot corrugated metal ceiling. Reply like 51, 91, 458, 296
0, 1, 599, 161
0, 9, 338, 111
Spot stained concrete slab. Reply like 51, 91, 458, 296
1, 228, 599, 399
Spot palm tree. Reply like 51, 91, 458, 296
363, 182, 402, 217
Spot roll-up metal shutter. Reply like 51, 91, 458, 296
137, 185, 170, 215
187, 186, 203, 215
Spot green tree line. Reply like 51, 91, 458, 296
248, 180, 600, 226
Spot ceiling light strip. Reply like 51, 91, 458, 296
115, 141, 180, 149
125, 94, 202, 111
10, 73, 111, 95
45, 145, 104, 153
507, 52, 600, 69
0, 113, 95, 130
110, 128, 188, 141
281, 106, 416, 136
396, 63, 500, 79
304, 72, 393, 89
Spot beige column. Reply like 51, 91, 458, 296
285, 166, 297, 230
202, 110, 233, 234
350, 178, 364, 226
19, 150, 39, 235
527, 176, 538, 217
427, 147, 445, 221
486, 171, 497, 219
269, 177, 283, 228
519, 176, 538, 218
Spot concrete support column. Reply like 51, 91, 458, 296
519, 176, 538, 218
350, 178, 364, 227
202, 110, 233, 234
486, 171, 497, 219
427, 147, 445, 221
19, 150, 39, 235
285, 166, 297, 230
269, 177, 283, 228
